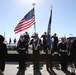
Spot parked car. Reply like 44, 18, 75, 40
6, 43, 17, 50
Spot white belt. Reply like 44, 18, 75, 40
19, 48, 26, 50
60, 50, 67, 52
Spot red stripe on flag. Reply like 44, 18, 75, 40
14, 18, 35, 34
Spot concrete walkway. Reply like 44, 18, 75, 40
2, 62, 75, 75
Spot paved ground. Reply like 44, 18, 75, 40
2, 62, 75, 75
5, 49, 75, 75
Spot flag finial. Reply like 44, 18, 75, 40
32, 3, 36, 34
32, 3, 36, 7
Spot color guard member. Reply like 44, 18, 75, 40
58, 37, 68, 71
30, 33, 41, 70
17, 35, 27, 70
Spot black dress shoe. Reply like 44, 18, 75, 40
46, 67, 49, 70
50, 67, 53, 71
61, 69, 67, 71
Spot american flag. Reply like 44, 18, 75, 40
14, 8, 35, 34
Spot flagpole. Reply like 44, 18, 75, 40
32, 3, 36, 34
4, 31, 6, 43
4, 31, 5, 39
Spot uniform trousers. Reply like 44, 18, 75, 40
72, 56, 76, 68
19, 50, 25, 69
0, 60, 5, 71
46, 54, 52, 70
33, 50, 39, 70
52, 44, 58, 53
60, 52, 68, 70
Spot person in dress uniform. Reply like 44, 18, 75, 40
41, 32, 47, 52
30, 33, 41, 70
0, 35, 7, 72
46, 33, 52, 70
70, 38, 76, 68
24, 32, 30, 53
52, 33, 58, 53
58, 37, 68, 71
17, 35, 27, 70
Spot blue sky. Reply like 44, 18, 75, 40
0, 0, 76, 42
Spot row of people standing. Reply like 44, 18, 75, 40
17, 32, 41, 70
41, 32, 58, 53
18, 31, 59, 55
0, 32, 76, 72
17, 31, 68, 70
41, 32, 70, 71
30, 32, 56, 70
0, 33, 59, 72
41, 32, 68, 71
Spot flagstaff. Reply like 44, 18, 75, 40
32, 3, 36, 33
4, 31, 5, 39
4, 31, 6, 42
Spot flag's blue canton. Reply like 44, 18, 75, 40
24, 8, 34, 21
